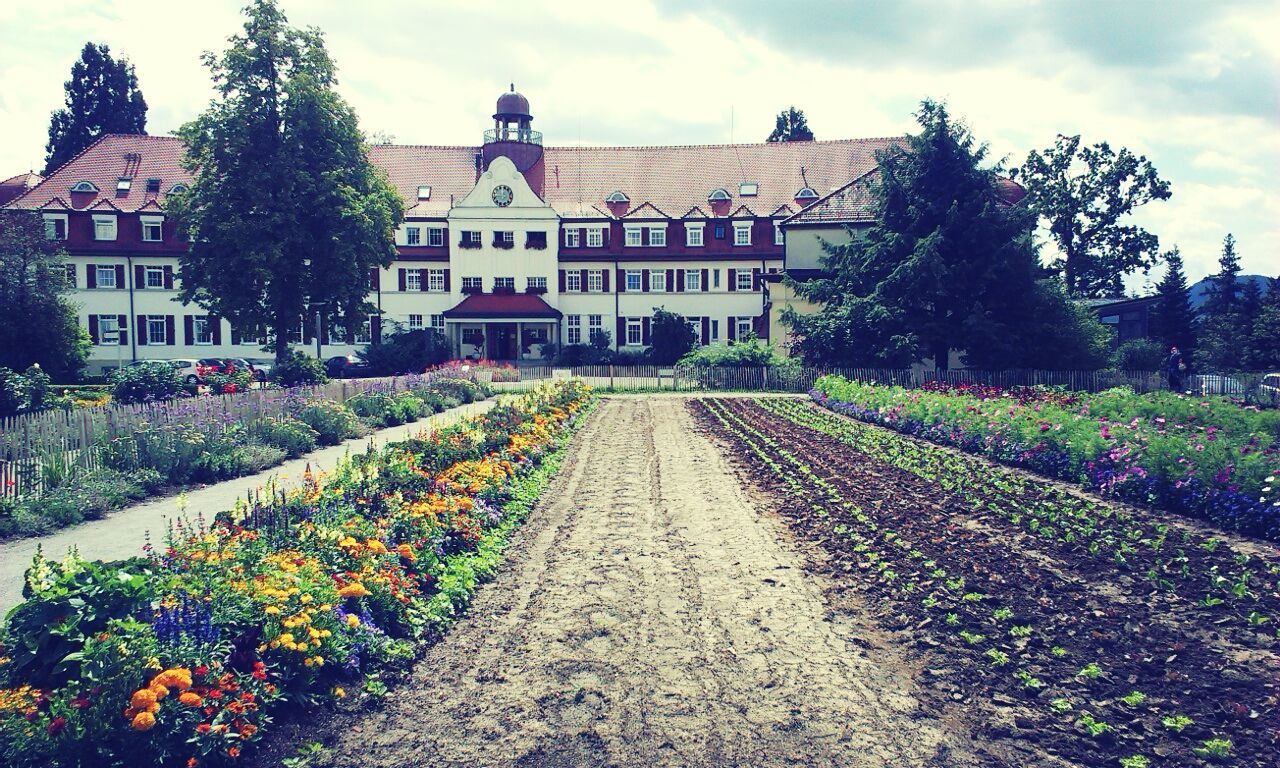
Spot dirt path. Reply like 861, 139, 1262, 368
325, 397, 977, 768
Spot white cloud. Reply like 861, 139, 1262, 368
1, 0, 1276, 283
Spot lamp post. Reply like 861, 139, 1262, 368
311, 302, 327, 361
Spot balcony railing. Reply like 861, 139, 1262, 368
483, 129, 543, 146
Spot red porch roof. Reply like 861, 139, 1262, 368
442, 293, 562, 320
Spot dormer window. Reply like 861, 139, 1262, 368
795, 187, 819, 202
71, 181, 99, 193
605, 191, 629, 204
145, 178, 162, 193
116, 177, 132, 195
417, 185, 432, 200
168, 184, 189, 195
738, 182, 759, 196
707, 188, 731, 203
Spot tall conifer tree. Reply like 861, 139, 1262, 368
44, 43, 147, 174
1148, 248, 1196, 358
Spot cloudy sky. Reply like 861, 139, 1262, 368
1, 0, 1276, 285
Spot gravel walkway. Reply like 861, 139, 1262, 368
0, 400, 493, 615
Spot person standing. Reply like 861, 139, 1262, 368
1166, 346, 1186, 392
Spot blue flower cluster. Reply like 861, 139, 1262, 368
152, 593, 221, 646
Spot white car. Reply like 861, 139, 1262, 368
167, 358, 201, 386
1258, 372, 1280, 404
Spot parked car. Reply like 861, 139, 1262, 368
1258, 372, 1280, 406
226, 357, 266, 382
248, 359, 274, 382
325, 355, 373, 379
196, 358, 233, 378
128, 358, 201, 386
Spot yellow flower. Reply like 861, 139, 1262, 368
131, 711, 156, 731
179, 691, 203, 707
346, 614, 360, 629
130, 689, 158, 710
264, 606, 281, 615
333, 686, 346, 699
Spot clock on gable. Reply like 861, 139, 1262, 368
491, 185, 514, 207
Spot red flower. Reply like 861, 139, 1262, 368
47, 716, 68, 736
71, 695, 92, 709
196, 723, 212, 735
194, 665, 209, 676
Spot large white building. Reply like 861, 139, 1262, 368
5, 88, 902, 375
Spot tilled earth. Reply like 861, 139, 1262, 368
692, 397, 1280, 768
260, 397, 997, 768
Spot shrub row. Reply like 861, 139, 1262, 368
812, 375, 1280, 539
0, 377, 492, 539
0, 379, 593, 767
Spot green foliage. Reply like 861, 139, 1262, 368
679, 338, 790, 368
295, 399, 365, 445
0, 367, 29, 418
171, 0, 403, 362
0, 211, 91, 381
1017, 133, 1171, 297
1016, 280, 1113, 369
1112, 339, 1166, 371
202, 369, 253, 395
1149, 248, 1196, 359
649, 307, 698, 365
43, 42, 147, 175
789, 100, 1076, 370
766, 106, 814, 142
358, 328, 450, 375
4, 553, 156, 687
110, 363, 182, 404
346, 391, 424, 428
1247, 279, 1280, 370
249, 417, 319, 457
0, 469, 161, 537
271, 350, 328, 387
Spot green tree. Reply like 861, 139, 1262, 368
1247, 278, 1280, 370
648, 308, 698, 364
44, 43, 147, 175
170, 0, 403, 364
766, 106, 814, 142
1148, 248, 1196, 359
1017, 134, 1171, 298
787, 100, 1073, 370
0, 211, 90, 380
1194, 234, 1247, 371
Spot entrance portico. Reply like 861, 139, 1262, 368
444, 293, 562, 362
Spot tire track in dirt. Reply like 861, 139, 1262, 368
324, 397, 980, 768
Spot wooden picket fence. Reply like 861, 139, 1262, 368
0, 374, 443, 500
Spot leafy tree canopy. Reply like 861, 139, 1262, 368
44, 42, 147, 175
0, 211, 91, 381
648, 308, 698, 365
1016, 134, 1171, 298
169, 0, 403, 363
787, 100, 1108, 370
358, 328, 450, 375
766, 106, 814, 142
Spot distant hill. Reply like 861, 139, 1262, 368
1188, 274, 1271, 312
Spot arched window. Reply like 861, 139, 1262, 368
707, 188, 731, 202
795, 187, 819, 202
70, 181, 99, 193
605, 191, 629, 204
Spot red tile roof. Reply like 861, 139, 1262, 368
442, 293, 562, 320
784, 167, 1027, 226
8, 134, 186, 212
9, 133, 906, 222
0, 172, 42, 206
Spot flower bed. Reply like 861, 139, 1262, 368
813, 375, 1280, 539
0, 378, 491, 540
0, 379, 592, 767
426, 360, 521, 382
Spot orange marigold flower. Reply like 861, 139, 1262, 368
179, 692, 203, 707
227, 746, 241, 758
396, 543, 416, 562
196, 723, 212, 734
240, 723, 258, 739
187, 758, 199, 768
130, 689, 158, 710
131, 711, 156, 731
337, 583, 370, 598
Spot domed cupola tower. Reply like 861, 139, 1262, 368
482, 84, 545, 195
